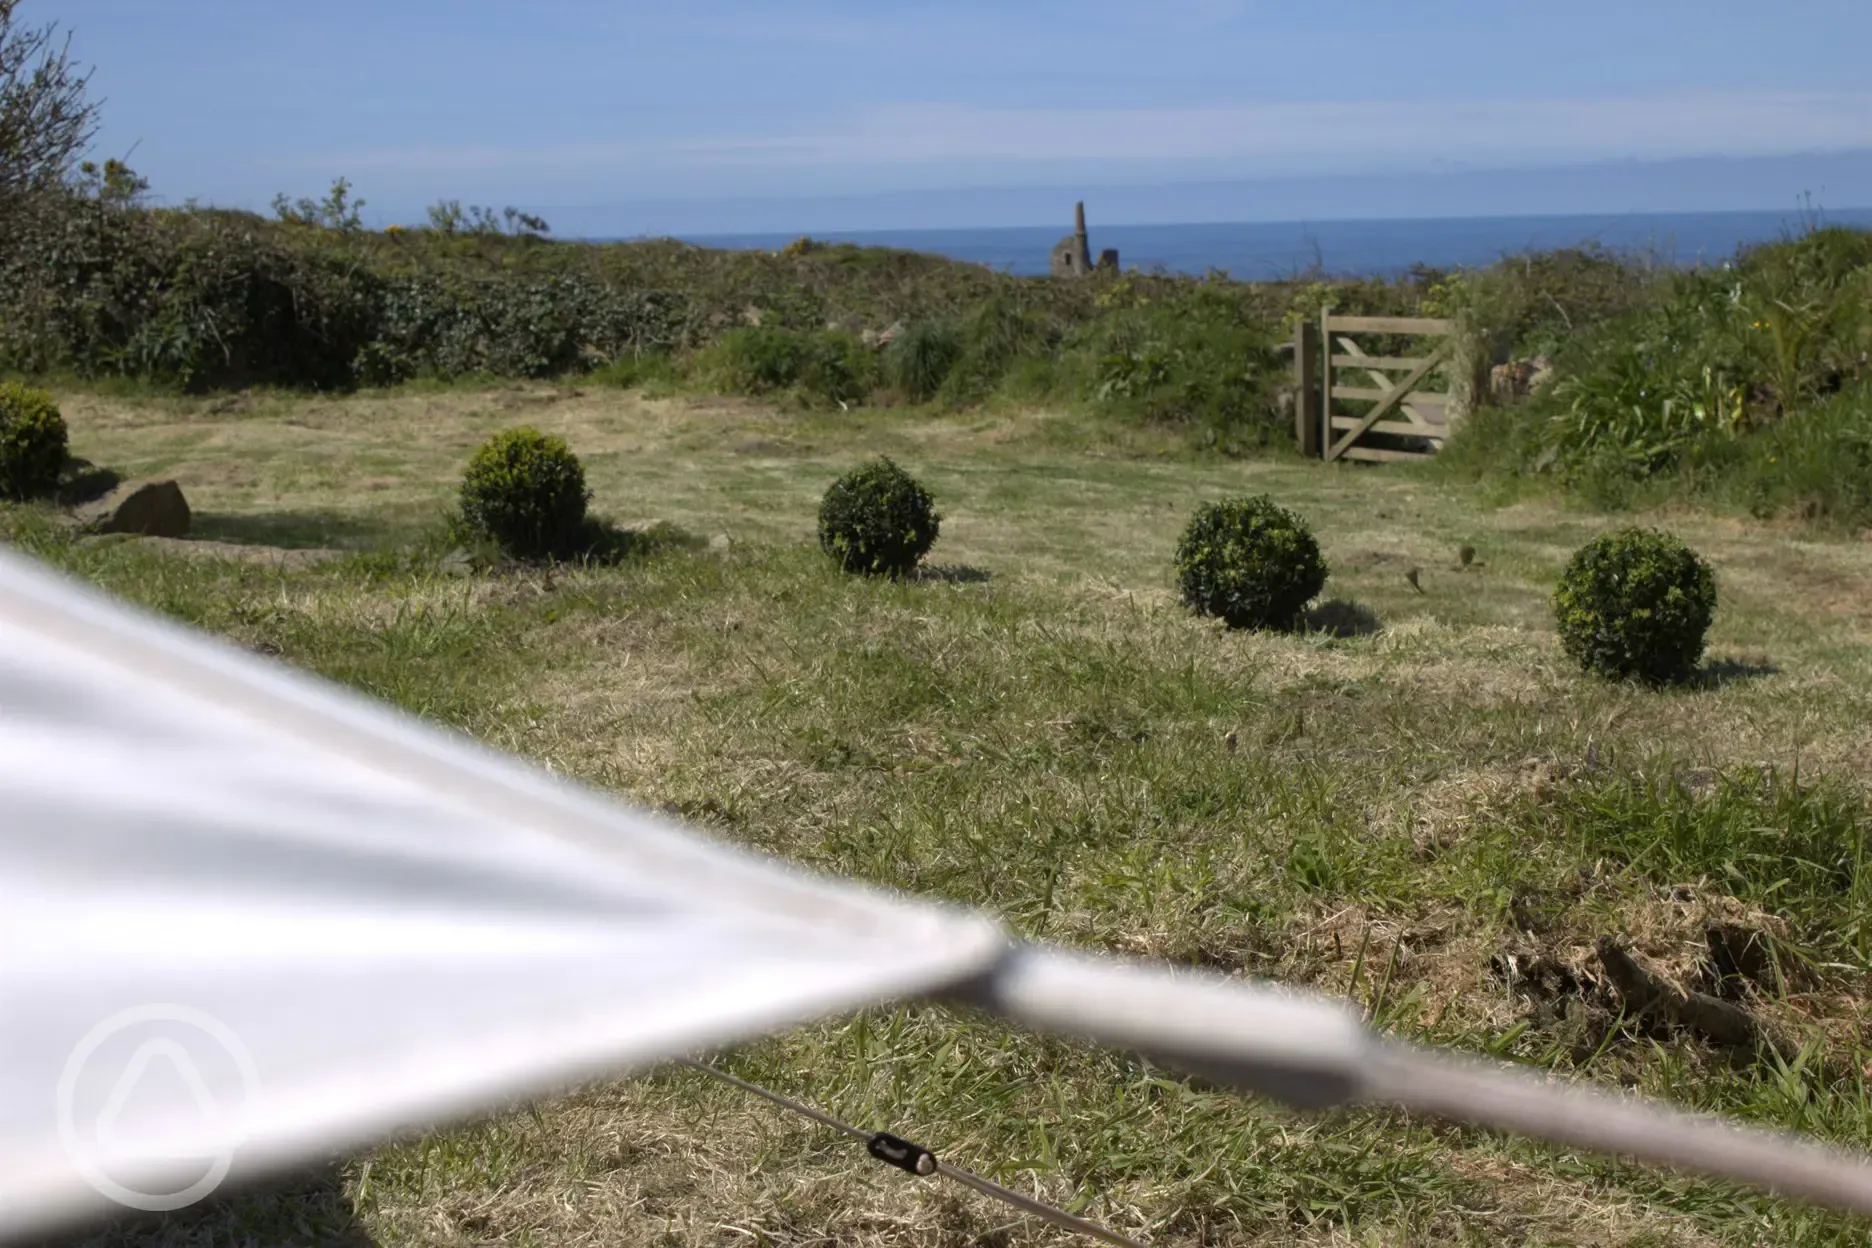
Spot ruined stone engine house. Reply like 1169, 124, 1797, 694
1050, 201, 1119, 277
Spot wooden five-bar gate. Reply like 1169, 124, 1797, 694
1293, 313, 1456, 462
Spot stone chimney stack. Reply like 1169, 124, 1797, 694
1050, 200, 1104, 277
1070, 201, 1091, 272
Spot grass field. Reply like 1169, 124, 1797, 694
13, 382, 1872, 1248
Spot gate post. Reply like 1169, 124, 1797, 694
1294, 318, 1320, 458
1318, 307, 1336, 460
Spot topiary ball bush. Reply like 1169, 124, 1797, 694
459, 426, 591, 560
1553, 527, 1716, 686
1175, 495, 1327, 630
0, 382, 70, 502
818, 457, 940, 578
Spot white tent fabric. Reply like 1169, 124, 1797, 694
0, 547, 1009, 1238
3, 543, 1871, 1242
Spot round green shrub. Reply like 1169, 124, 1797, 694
1174, 495, 1327, 630
818, 457, 940, 578
1553, 527, 1716, 685
0, 382, 69, 501
458, 426, 591, 559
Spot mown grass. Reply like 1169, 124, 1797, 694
15, 384, 1872, 1248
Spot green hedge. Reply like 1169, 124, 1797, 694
0, 190, 1442, 412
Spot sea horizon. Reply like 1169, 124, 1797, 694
596, 205, 1872, 281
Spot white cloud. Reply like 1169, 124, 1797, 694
310, 90, 1872, 197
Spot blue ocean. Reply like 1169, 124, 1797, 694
678, 208, 1872, 280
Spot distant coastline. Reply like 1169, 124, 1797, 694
604, 206, 1872, 280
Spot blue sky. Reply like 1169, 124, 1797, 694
51, 0, 1872, 233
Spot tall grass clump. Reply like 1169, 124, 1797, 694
1501, 766, 1872, 962
883, 321, 964, 401
939, 294, 1061, 404
694, 326, 876, 407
